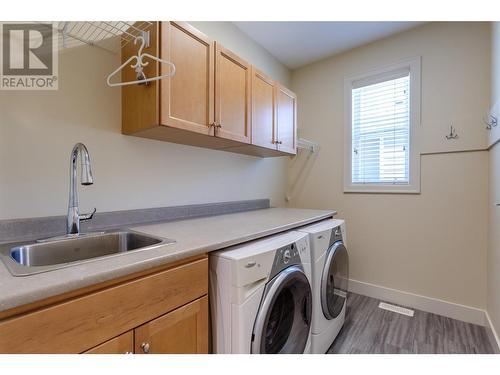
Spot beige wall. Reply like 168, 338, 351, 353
0, 22, 291, 220
289, 22, 490, 308
488, 22, 500, 338
489, 22, 500, 147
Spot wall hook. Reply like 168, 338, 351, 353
484, 114, 498, 130
445, 125, 458, 140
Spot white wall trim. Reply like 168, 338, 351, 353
348, 278, 486, 326
349, 278, 500, 352
485, 311, 500, 353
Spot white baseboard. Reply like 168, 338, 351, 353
348, 278, 486, 326
485, 311, 500, 353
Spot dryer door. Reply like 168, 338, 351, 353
251, 265, 312, 354
321, 241, 349, 320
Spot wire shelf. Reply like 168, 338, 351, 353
57, 21, 153, 53
297, 138, 320, 153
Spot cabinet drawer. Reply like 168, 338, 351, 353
84, 331, 134, 354
0, 257, 208, 353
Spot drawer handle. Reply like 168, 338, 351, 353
141, 342, 150, 353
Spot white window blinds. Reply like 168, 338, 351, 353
351, 71, 410, 185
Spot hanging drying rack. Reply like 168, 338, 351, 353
296, 138, 320, 153
58, 21, 153, 54
285, 137, 320, 202
57, 21, 176, 87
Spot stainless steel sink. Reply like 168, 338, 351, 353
0, 231, 175, 276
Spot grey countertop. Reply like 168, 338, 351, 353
0, 207, 335, 314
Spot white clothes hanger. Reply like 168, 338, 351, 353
106, 35, 176, 87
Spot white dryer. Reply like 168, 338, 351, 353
209, 231, 313, 354
297, 219, 349, 354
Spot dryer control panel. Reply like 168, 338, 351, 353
329, 225, 344, 246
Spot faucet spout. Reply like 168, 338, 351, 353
67, 143, 95, 235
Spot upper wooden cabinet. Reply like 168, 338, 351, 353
161, 22, 215, 136
122, 21, 296, 157
251, 67, 276, 150
215, 43, 251, 143
275, 84, 297, 154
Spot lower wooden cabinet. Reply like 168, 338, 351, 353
135, 296, 208, 354
84, 296, 208, 355
0, 256, 208, 354
85, 331, 134, 354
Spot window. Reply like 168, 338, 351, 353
344, 58, 421, 193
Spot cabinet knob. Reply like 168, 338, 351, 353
215, 123, 222, 129
209, 122, 216, 128
141, 342, 150, 353
275, 140, 283, 144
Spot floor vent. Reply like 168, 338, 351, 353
378, 302, 415, 317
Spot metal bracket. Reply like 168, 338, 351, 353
485, 114, 498, 130
445, 125, 458, 140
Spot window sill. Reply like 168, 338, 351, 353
344, 185, 421, 194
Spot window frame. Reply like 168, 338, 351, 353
343, 57, 421, 194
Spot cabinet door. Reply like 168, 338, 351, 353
251, 67, 276, 150
160, 22, 215, 136
84, 331, 134, 354
134, 296, 208, 354
276, 84, 297, 155
215, 43, 251, 143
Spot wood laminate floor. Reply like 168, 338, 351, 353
327, 293, 495, 354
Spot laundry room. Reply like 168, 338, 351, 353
0, 0, 499, 373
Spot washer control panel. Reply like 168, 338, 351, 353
282, 249, 292, 264
269, 237, 309, 279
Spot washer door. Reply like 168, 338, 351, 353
321, 241, 349, 320
251, 265, 312, 354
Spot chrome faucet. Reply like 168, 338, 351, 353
67, 143, 96, 235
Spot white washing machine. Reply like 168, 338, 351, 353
209, 231, 313, 354
297, 219, 349, 354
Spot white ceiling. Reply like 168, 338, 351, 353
233, 22, 425, 69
